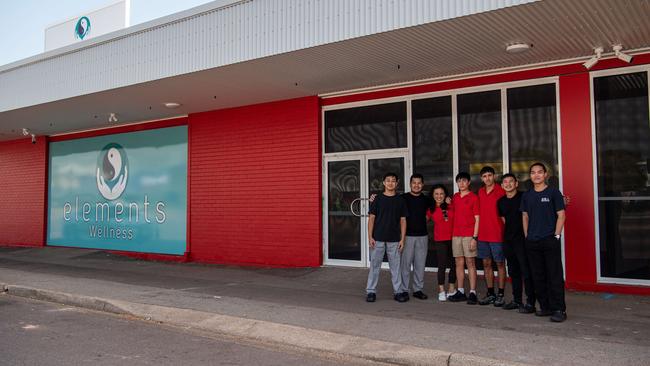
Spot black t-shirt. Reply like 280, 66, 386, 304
520, 186, 566, 241
497, 192, 525, 242
401, 192, 433, 236
369, 193, 409, 242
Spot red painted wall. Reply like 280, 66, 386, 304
0, 137, 47, 247
558, 73, 598, 289
188, 96, 321, 267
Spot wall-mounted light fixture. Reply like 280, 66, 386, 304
613, 45, 633, 63
583, 47, 604, 69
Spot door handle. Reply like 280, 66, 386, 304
350, 198, 369, 217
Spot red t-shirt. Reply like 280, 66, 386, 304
478, 184, 506, 242
427, 204, 454, 242
451, 191, 479, 237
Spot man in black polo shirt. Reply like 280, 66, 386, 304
498, 173, 536, 314
521, 163, 567, 322
399, 173, 434, 301
366, 172, 409, 303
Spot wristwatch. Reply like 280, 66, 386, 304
554, 234, 561, 240
472, 236, 478, 241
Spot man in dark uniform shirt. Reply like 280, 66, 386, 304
497, 173, 536, 314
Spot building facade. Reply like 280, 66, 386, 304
1, 0, 649, 294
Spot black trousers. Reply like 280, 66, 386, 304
525, 236, 566, 312
504, 237, 535, 305
435, 240, 456, 286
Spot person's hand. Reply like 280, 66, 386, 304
369, 237, 376, 248
470, 238, 477, 251
445, 197, 451, 205
563, 195, 571, 206
398, 240, 404, 252
369, 193, 377, 203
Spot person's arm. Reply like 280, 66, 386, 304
501, 217, 506, 224
368, 214, 376, 248
471, 215, 479, 250
522, 212, 529, 238
555, 210, 566, 237
399, 217, 407, 251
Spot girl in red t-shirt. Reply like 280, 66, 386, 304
427, 184, 458, 301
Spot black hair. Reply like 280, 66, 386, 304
529, 162, 547, 173
410, 173, 424, 183
479, 166, 495, 176
502, 173, 517, 181
455, 172, 471, 182
430, 184, 449, 211
383, 172, 399, 181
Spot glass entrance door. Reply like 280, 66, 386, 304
324, 153, 408, 267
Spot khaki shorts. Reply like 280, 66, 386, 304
452, 236, 477, 258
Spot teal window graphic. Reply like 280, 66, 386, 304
75, 16, 91, 39
47, 126, 188, 255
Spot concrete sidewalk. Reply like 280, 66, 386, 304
0, 247, 648, 366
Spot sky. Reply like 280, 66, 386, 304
0, 0, 216, 66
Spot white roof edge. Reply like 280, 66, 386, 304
0, 0, 247, 73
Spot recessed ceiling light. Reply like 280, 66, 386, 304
164, 102, 181, 109
506, 43, 531, 54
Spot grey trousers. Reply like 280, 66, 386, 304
366, 241, 402, 294
401, 235, 428, 292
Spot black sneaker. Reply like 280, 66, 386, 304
478, 293, 496, 305
467, 292, 478, 305
447, 291, 467, 302
494, 294, 505, 307
518, 303, 536, 314
503, 301, 521, 310
394, 293, 408, 303
366, 293, 376, 302
401, 292, 410, 302
412, 291, 428, 300
550, 311, 567, 323
535, 309, 553, 317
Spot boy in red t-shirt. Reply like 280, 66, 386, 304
447, 172, 480, 305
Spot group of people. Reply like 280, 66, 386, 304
365, 163, 568, 323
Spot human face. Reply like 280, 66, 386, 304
433, 188, 446, 205
383, 176, 398, 192
456, 178, 470, 192
501, 176, 518, 193
410, 178, 423, 195
481, 172, 495, 188
530, 165, 548, 185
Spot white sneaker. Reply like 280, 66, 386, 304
438, 291, 447, 301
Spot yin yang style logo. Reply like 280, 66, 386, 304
74, 16, 91, 40
96, 143, 128, 200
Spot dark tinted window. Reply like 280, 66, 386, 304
507, 84, 559, 190
458, 90, 502, 189
325, 102, 407, 153
594, 72, 650, 280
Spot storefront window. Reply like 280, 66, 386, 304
458, 90, 503, 188
595, 71, 650, 281
325, 102, 407, 153
507, 84, 559, 191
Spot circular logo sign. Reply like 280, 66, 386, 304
74, 16, 91, 40
96, 143, 128, 200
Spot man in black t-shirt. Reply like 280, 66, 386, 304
497, 173, 536, 314
366, 172, 409, 303
399, 174, 434, 301
521, 163, 567, 322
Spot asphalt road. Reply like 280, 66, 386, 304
0, 294, 375, 366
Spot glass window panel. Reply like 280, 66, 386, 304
458, 90, 503, 190
594, 71, 650, 280
327, 160, 361, 261
507, 84, 559, 191
595, 72, 650, 197
325, 102, 407, 153
412, 96, 454, 192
